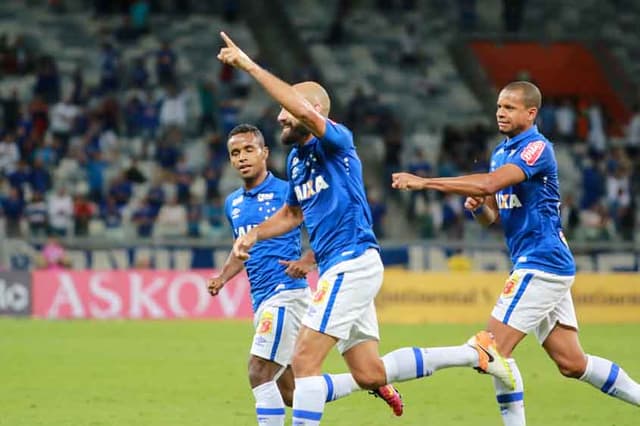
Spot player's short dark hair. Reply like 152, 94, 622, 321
228, 123, 265, 146
503, 81, 542, 109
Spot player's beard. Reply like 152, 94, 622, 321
280, 122, 311, 146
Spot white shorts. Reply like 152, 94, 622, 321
303, 249, 383, 354
491, 269, 578, 343
250, 288, 311, 366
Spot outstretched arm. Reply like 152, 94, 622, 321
392, 164, 526, 196
233, 204, 304, 260
464, 195, 500, 226
217, 32, 326, 137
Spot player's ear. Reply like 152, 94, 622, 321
262, 145, 269, 160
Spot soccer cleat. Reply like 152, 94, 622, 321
467, 330, 516, 391
370, 384, 404, 416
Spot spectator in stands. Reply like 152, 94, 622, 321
47, 186, 73, 236
555, 97, 576, 144
130, 0, 150, 35
587, 101, 607, 157
25, 191, 48, 237
49, 95, 79, 159
131, 197, 155, 237
579, 200, 614, 241
7, 160, 30, 192
537, 96, 557, 139
146, 178, 166, 217
129, 57, 149, 89
1, 88, 21, 132
29, 159, 52, 194
203, 194, 225, 237
186, 195, 202, 237
73, 193, 95, 237
560, 194, 580, 240
198, 79, 219, 134
155, 128, 182, 171
100, 195, 124, 239
35, 236, 71, 269
0, 131, 20, 176
29, 95, 49, 139
175, 154, 194, 204
156, 41, 177, 87
606, 156, 632, 234
114, 16, 139, 44
399, 22, 420, 66
155, 194, 187, 237
1, 186, 25, 237
107, 172, 133, 209
159, 84, 188, 130
33, 57, 60, 104
367, 188, 387, 239
99, 42, 120, 93
580, 158, 605, 210
124, 158, 147, 184
407, 147, 433, 219
626, 104, 640, 159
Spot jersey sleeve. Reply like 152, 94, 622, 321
507, 140, 553, 179
285, 152, 300, 207
319, 119, 354, 152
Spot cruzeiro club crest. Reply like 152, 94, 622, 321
257, 311, 274, 335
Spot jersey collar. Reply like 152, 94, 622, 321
244, 172, 273, 197
504, 125, 540, 148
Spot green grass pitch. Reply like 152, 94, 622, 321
2, 319, 638, 425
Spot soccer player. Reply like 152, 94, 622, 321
391, 81, 640, 425
208, 124, 397, 426
217, 32, 515, 425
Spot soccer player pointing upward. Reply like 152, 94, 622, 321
217, 31, 518, 425
393, 81, 640, 425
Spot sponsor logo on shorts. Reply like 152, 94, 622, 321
312, 279, 330, 305
502, 273, 521, 298
257, 311, 274, 335
253, 336, 268, 347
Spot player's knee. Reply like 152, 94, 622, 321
248, 359, 273, 387
555, 356, 586, 378
352, 364, 387, 390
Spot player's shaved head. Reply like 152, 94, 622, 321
502, 81, 542, 109
293, 81, 331, 117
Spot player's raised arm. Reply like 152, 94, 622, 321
392, 164, 526, 196
217, 32, 326, 137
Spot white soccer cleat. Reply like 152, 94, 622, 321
467, 330, 516, 391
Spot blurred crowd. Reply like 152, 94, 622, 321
0, 1, 638, 244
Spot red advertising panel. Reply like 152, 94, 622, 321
32, 270, 256, 319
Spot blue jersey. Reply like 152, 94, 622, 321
225, 173, 307, 311
490, 125, 575, 275
286, 119, 378, 274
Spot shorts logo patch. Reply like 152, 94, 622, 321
502, 273, 521, 298
312, 279, 331, 305
520, 141, 545, 166
257, 311, 274, 335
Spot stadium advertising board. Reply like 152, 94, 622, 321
376, 270, 640, 324
0, 271, 32, 316
32, 270, 254, 319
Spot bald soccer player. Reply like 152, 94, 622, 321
217, 32, 516, 425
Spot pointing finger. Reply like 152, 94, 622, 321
278, 260, 292, 265
220, 31, 236, 48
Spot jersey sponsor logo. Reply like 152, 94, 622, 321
235, 224, 258, 236
520, 141, 545, 166
312, 279, 330, 305
502, 273, 521, 298
496, 193, 523, 209
294, 175, 330, 202
257, 192, 274, 202
257, 310, 274, 335
232, 195, 244, 206
291, 156, 300, 166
